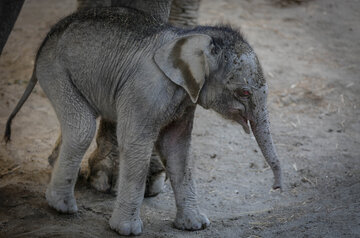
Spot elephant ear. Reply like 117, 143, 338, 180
154, 34, 212, 103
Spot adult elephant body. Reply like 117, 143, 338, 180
0, 0, 200, 56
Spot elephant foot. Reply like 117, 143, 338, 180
109, 213, 143, 236
89, 170, 111, 193
144, 171, 166, 197
272, 171, 283, 191
89, 166, 165, 198
174, 209, 210, 231
107, 171, 165, 197
272, 181, 283, 191
88, 147, 116, 193
46, 187, 78, 213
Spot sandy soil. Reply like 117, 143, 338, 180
0, 0, 359, 237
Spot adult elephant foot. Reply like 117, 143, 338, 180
89, 151, 166, 197
87, 118, 118, 193
144, 153, 167, 197
88, 119, 166, 196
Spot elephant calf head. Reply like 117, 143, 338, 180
155, 26, 283, 190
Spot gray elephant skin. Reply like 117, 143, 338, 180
4, 7, 282, 236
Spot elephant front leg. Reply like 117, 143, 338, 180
157, 106, 210, 231
109, 125, 156, 236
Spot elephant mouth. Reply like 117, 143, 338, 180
238, 116, 251, 134
228, 109, 251, 134
231, 113, 250, 134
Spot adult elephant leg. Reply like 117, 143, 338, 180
0, 0, 25, 55
169, 0, 201, 27
111, 0, 172, 22
77, 0, 111, 9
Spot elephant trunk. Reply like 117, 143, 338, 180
250, 108, 283, 190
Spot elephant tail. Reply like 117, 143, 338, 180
4, 71, 38, 143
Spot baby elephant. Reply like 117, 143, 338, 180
5, 7, 282, 236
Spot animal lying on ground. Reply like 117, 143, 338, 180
4, 7, 283, 236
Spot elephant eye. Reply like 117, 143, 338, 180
234, 88, 251, 99
242, 90, 250, 96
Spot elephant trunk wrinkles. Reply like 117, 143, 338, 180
250, 109, 282, 190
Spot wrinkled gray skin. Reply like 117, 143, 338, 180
48, 0, 202, 197
5, 7, 283, 237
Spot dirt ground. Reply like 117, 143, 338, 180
0, 0, 359, 237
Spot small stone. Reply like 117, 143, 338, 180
249, 162, 258, 169
210, 154, 217, 159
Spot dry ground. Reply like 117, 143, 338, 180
0, 0, 359, 237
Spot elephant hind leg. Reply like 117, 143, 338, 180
39, 69, 97, 213
48, 118, 118, 193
